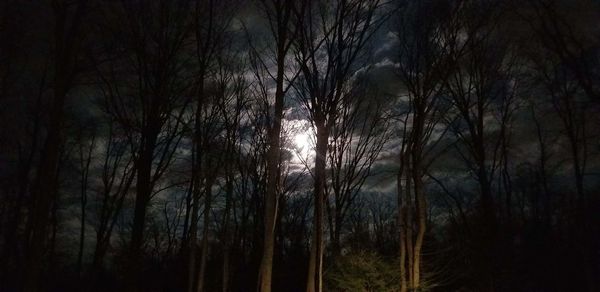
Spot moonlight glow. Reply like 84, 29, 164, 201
285, 119, 314, 164
294, 132, 310, 151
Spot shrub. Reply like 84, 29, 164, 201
325, 250, 399, 292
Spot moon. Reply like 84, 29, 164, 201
294, 132, 311, 150
285, 119, 314, 164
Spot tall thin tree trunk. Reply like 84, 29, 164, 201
77, 192, 87, 276
398, 169, 407, 292
333, 208, 342, 257
23, 1, 87, 286
128, 124, 159, 291
197, 174, 215, 292
412, 164, 426, 289
189, 75, 205, 292
77, 135, 94, 277
23, 75, 66, 292
23, 1, 85, 284
1, 72, 44, 284
307, 122, 328, 292
258, 36, 286, 292
187, 176, 200, 292
405, 168, 414, 289
222, 174, 233, 292
182, 177, 194, 247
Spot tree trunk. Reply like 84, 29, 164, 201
405, 170, 414, 290
197, 174, 215, 292
187, 175, 201, 292
333, 208, 342, 257
398, 171, 408, 292
128, 124, 159, 291
1, 103, 40, 283
222, 174, 233, 292
412, 163, 426, 289
77, 192, 87, 276
23, 1, 86, 286
23, 78, 67, 292
307, 121, 328, 292
189, 75, 205, 292
182, 177, 194, 248
77, 136, 94, 277
257, 37, 286, 292
326, 198, 337, 256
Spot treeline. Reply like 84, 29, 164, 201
0, 0, 599, 291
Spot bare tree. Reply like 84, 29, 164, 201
394, 1, 457, 291
0, 14, 48, 285
193, 71, 237, 292
214, 55, 249, 292
94, 2, 193, 289
444, 0, 516, 226
23, 1, 88, 290
442, 2, 519, 287
185, 1, 237, 291
249, 1, 301, 290
531, 38, 594, 291
521, 0, 600, 101
75, 122, 98, 276
292, 1, 383, 290
88, 119, 136, 288
325, 84, 392, 256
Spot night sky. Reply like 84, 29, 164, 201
0, 0, 599, 291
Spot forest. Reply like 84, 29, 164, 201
0, 0, 599, 291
